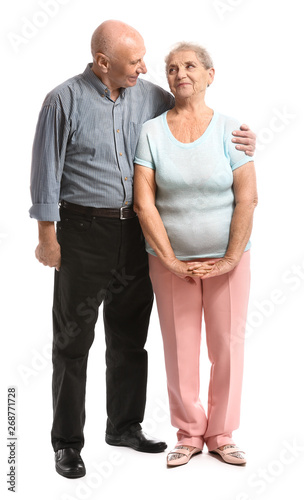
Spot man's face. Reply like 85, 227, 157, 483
106, 38, 147, 89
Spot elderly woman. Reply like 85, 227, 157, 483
133, 42, 257, 468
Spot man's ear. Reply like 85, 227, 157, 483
94, 52, 110, 73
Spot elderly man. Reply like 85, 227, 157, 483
29, 20, 256, 478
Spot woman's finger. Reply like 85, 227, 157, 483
187, 260, 216, 270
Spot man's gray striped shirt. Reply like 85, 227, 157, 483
29, 63, 174, 221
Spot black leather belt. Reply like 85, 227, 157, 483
60, 200, 137, 220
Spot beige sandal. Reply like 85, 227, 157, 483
167, 445, 202, 467
210, 444, 246, 465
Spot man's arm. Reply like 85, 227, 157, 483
30, 102, 68, 221
232, 124, 256, 156
30, 99, 69, 270
35, 221, 61, 271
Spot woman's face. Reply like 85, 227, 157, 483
166, 50, 214, 99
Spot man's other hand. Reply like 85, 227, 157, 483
36, 221, 61, 271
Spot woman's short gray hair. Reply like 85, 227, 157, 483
165, 42, 214, 72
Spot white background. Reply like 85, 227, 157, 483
1, 0, 304, 499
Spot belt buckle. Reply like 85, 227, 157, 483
120, 206, 128, 220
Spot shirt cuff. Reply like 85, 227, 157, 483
29, 203, 60, 221
231, 156, 254, 171
134, 157, 155, 170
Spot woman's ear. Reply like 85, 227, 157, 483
207, 68, 215, 87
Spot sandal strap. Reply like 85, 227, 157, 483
220, 446, 245, 456
168, 447, 192, 457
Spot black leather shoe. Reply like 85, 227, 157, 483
105, 429, 167, 453
55, 448, 86, 478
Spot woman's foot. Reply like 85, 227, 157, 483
209, 444, 246, 465
167, 445, 202, 467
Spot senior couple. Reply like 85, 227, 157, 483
30, 20, 257, 477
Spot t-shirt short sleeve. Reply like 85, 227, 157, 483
224, 116, 254, 171
134, 121, 156, 170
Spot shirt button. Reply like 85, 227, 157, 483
101, 94, 105, 97
119, 153, 123, 156
117, 129, 120, 133
124, 177, 128, 181
125, 201, 128, 205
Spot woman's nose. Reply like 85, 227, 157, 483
177, 67, 186, 79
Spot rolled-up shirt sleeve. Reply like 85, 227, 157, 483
29, 102, 69, 221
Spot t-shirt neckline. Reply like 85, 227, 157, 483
163, 109, 218, 148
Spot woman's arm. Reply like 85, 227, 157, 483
189, 161, 258, 278
133, 164, 199, 283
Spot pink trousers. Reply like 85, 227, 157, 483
148, 251, 251, 451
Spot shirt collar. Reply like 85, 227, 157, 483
82, 63, 127, 99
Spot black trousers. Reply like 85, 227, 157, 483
51, 208, 153, 451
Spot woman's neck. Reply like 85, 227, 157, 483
166, 97, 214, 143
171, 97, 213, 120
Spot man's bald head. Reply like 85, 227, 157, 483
91, 20, 144, 59
90, 20, 147, 98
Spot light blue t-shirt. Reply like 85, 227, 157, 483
134, 110, 254, 260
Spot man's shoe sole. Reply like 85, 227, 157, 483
105, 435, 166, 453
55, 464, 86, 478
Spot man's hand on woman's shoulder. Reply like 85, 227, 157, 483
232, 124, 256, 157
